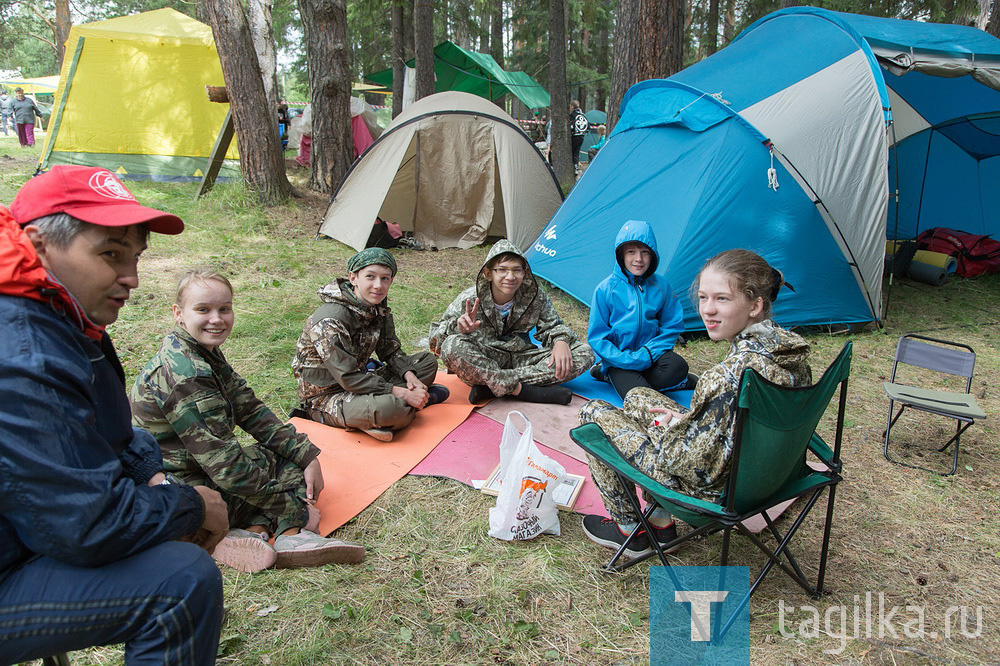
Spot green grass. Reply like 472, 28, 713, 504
3, 141, 999, 665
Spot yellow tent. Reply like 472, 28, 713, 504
0, 76, 60, 94
39, 8, 239, 182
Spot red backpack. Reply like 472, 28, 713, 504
915, 227, 1000, 277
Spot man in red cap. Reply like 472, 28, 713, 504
0, 166, 226, 664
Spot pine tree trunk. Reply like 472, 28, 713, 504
55, 0, 70, 67
299, 0, 353, 194
415, 0, 435, 99
247, 0, 279, 111
549, 0, 573, 187
609, 0, 685, 130
608, 0, 637, 130
392, 1, 405, 117
705, 0, 719, 56
203, 0, 293, 205
491, 0, 504, 107
723, 0, 736, 45
491, 0, 504, 68
989, 0, 1000, 36
596, 22, 609, 112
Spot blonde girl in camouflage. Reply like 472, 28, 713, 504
579, 250, 812, 558
131, 269, 366, 573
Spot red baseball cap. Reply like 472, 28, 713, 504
9, 165, 184, 234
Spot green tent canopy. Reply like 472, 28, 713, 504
365, 41, 550, 110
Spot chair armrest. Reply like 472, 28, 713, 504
807, 433, 841, 473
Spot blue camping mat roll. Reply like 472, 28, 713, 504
906, 260, 947, 286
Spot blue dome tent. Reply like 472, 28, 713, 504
525, 8, 1000, 330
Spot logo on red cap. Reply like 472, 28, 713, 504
88, 171, 137, 202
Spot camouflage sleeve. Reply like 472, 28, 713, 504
161, 374, 303, 497
226, 368, 319, 468
533, 291, 577, 347
428, 289, 473, 356
308, 316, 394, 395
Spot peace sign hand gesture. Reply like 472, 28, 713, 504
457, 298, 483, 334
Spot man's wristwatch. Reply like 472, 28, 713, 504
158, 472, 183, 485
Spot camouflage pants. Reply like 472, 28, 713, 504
439, 334, 594, 396
177, 445, 309, 537
579, 387, 687, 525
304, 351, 438, 431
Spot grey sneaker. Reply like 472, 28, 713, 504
212, 528, 276, 573
273, 531, 366, 568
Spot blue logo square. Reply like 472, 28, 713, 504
651, 566, 756, 665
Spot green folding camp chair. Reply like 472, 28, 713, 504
883, 334, 986, 476
570, 342, 851, 606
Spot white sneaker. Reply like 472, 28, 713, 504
273, 531, 366, 568
212, 528, 276, 573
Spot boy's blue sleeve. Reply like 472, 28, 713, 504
588, 282, 650, 371
641, 282, 685, 360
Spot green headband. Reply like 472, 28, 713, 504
347, 247, 397, 276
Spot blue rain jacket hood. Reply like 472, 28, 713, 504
614, 220, 659, 282
588, 220, 685, 371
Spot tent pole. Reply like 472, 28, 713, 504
883, 118, 902, 329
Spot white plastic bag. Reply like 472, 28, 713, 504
488, 411, 566, 541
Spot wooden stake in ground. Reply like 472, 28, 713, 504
202, 0, 294, 205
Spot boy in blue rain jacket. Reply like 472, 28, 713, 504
588, 220, 692, 399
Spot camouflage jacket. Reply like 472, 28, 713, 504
130, 329, 319, 495
654, 319, 812, 499
292, 278, 420, 402
428, 239, 579, 356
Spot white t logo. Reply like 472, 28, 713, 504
675, 590, 729, 641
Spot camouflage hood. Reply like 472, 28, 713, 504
731, 319, 811, 380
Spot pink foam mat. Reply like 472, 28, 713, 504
409, 412, 610, 518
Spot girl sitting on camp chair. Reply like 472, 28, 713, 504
578, 249, 812, 558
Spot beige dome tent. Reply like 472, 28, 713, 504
317, 91, 563, 251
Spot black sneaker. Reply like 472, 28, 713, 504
590, 363, 608, 383
469, 384, 495, 404
581, 514, 652, 558
426, 384, 450, 406
650, 521, 681, 553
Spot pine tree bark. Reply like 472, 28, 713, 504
203, 0, 293, 204
989, 0, 1000, 36
299, 0, 353, 194
549, 0, 573, 187
55, 0, 70, 67
415, 0, 435, 99
705, 0, 719, 56
491, 0, 504, 68
596, 24, 609, 111
608, 0, 685, 130
247, 0, 279, 111
392, 1, 405, 117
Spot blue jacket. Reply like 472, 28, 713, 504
0, 211, 204, 578
588, 220, 685, 371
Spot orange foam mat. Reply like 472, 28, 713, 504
288, 373, 476, 536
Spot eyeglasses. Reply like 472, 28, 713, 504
491, 267, 525, 278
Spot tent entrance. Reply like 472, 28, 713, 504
378, 114, 505, 250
